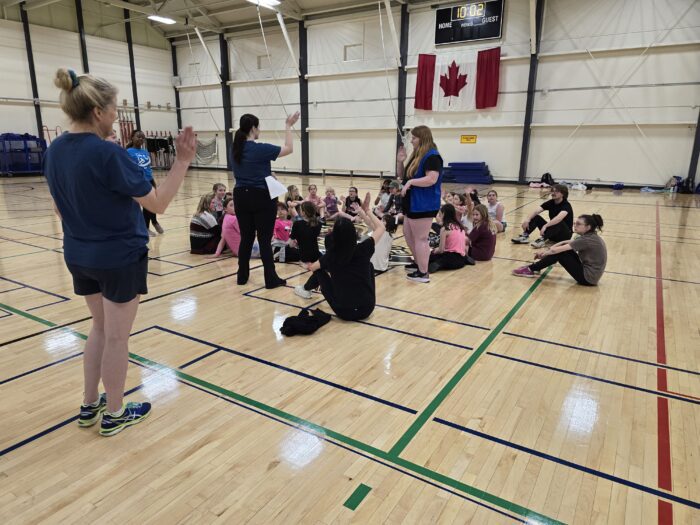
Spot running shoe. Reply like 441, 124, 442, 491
512, 266, 536, 278
406, 270, 430, 283
100, 401, 152, 437
294, 285, 313, 299
530, 237, 547, 248
511, 234, 529, 244
78, 393, 107, 427
154, 223, 164, 234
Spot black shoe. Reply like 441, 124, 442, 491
265, 278, 287, 289
463, 255, 476, 266
406, 270, 430, 283
404, 262, 418, 272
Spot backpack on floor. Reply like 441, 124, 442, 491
540, 172, 555, 187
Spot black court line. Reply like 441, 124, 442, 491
433, 418, 700, 510
150, 325, 417, 414
0, 225, 63, 241
487, 352, 700, 406
244, 290, 475, 352
0, 277, 70, 307
0, 352, 83, 386
0, 309, 11, 319
503, 331, 700, 376
0, 382, 145, 457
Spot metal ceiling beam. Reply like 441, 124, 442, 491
93, 0, 221, 33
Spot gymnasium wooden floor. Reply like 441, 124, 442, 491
0, 171, 698, 524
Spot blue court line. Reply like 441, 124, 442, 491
178, 348, 222, 369
0, 287, 24, 293
0, 309, 11, 319
151, 325, 417, 414
244, 291, 475, 352
492, 256, 700, 286
0, 249, 48, 260
0, 225, 63, 241
148, 255, 235, 276
373, 303, 490, 332
0, 276, 70, 301
502, 332, 700, 377
486, 352, 700, 406
433, 417, 700, 510
0, 382, 145, 457
26, 298, 70, 311
126, 361, 523, 523
0, 236, 58, 252
0, 352, 83, 386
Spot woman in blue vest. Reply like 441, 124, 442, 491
397, 126, 443, 283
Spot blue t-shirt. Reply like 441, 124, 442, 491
232, 141, 281, 189
127, 147, 153, 181
44, 133, 153, 269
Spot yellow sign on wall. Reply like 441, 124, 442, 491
460, 135, 477, 144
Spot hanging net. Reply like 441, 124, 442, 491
194, 137, 218, 165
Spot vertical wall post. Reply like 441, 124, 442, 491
75, 0, 89, 73
20, 2, 43, 138
298, 20, 309, 175
517, 0, 545, 183
170, 39, 183, 131
396, 3, 409, 150
123, 7, 141, 129
687, 109, 700, 189
219, 34, 233, 170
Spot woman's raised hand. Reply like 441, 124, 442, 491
175, 126, 196, 164
285, 111, 301, 128
396, 145, 407, 163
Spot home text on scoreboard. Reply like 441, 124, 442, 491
435, 0, 505, 45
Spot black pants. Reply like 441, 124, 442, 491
313, 269, 374, 321
428, 252, 465, 272
143, 180, 159, 228
527, 216, 572, 243
234, 186, 281, 287
303, 272, 319, 291
529, 250, 592, 285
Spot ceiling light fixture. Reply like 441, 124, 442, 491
148, 14, 177, 24
246, 0, 281, 10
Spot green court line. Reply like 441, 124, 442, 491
343, 483, 372, 511
0, 299, 562, 525
388, 267, 551, 458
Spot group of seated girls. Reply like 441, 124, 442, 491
189, 182, 238, 255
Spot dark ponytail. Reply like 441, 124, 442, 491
232, 113, 259, 165
579, 214, 604, 233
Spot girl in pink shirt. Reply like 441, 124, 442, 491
304, 184, 325, 216
209, 198, 241, 257
428, 204, 468, 274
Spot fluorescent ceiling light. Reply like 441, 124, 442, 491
246, 0, 281, 9
148, 14, 177, 24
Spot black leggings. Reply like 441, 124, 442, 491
529, 250, 592, 285
143, 180, 159, 228
313, 269, 374, 321
234, 186, 282, 287
527, 216, 572, 243
428, 252, 465, 272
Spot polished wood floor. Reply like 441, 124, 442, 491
0, 171, 698, 524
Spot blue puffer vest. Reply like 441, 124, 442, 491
408, 148, 442, 213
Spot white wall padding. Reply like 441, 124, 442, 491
133, 43, 177, 133
0, 20, 35, 134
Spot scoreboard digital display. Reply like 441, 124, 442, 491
435, 0, 504, 45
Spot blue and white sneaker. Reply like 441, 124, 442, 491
78, 393, 107, 427
100, 402, 152, 437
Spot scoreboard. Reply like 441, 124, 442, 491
435, 0, 504, 45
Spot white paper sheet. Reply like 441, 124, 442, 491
265, 176, 287, 199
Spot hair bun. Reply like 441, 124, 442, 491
54, 68, 73, 92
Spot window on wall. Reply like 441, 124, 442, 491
257, 55, 270, 69
343, 43, 363, 62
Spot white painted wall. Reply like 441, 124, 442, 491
0, 20, 35, 134
529, 0, 700, 184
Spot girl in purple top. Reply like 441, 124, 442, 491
467, 204, 497, 261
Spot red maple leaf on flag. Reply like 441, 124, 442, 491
439, 60, 468, 98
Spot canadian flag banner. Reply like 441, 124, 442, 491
414, 47, 501, 112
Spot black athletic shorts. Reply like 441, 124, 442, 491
66, 251, 148, 303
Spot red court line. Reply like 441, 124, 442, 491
656, 203, 673, 524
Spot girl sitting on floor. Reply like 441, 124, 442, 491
428, 204, 467, 273
304, 184, 325, 216
208, 197, 241, 258
285, 184, 304, 219
467, 204, 497, 261
291, 202, 323, 298
513, 214, 607, 285
190, 193, 221, 254
486, 190, 506, 232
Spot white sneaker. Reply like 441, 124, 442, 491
530, 237, 547, 248
294, 285, 313, 299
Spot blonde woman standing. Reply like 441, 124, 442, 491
44, 69, 195, 436
397, 126, 443, 283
